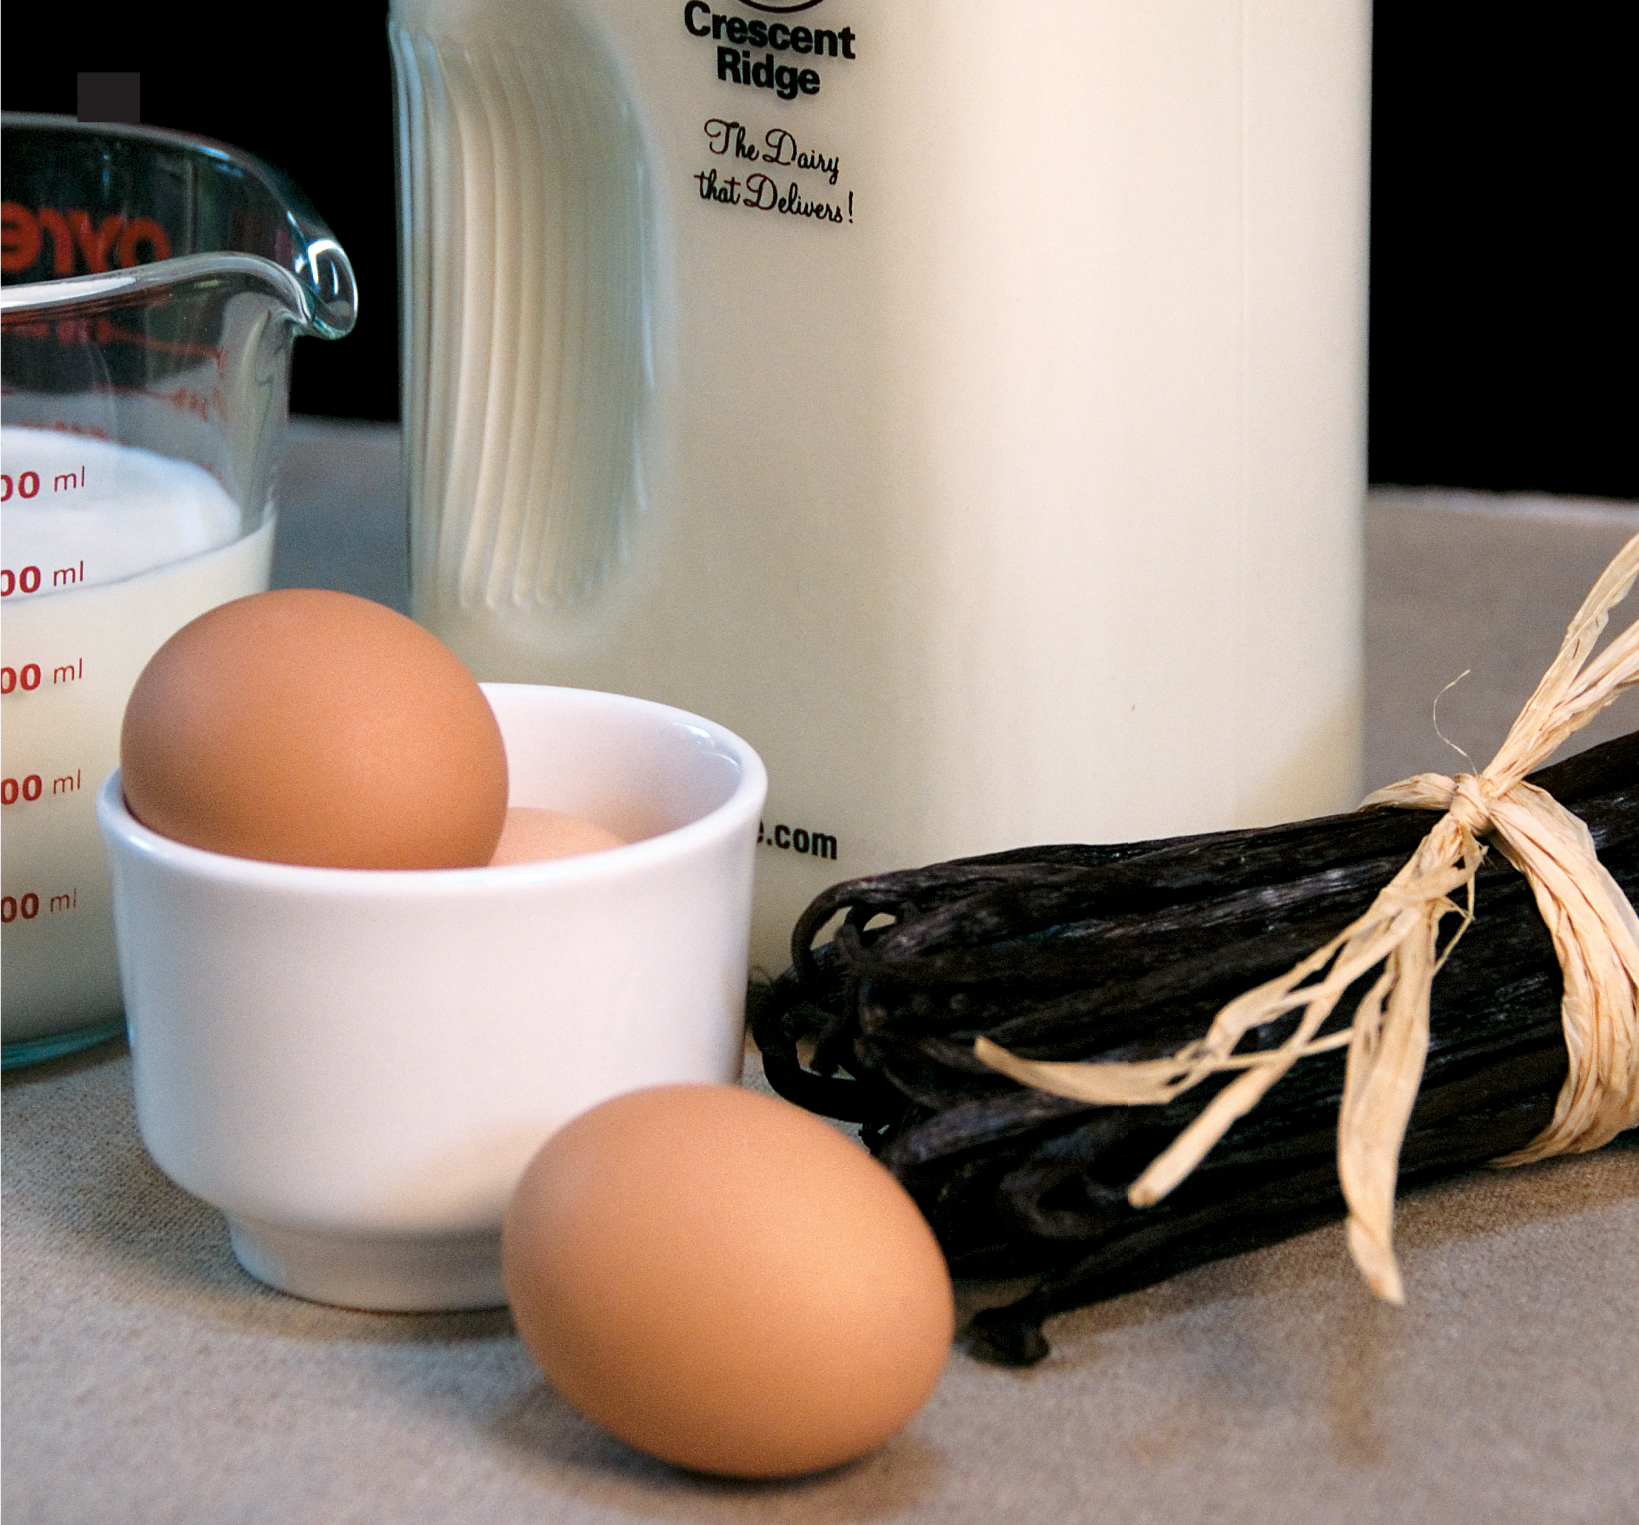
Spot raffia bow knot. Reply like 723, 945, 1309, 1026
1441, 770, 1494, 835
977, 532, 1639, 1303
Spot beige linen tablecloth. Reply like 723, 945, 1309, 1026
6, 423, 1638, 1524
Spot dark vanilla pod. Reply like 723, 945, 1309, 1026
753, 731, 1639, 1366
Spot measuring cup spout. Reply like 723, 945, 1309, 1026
0, 113, 357, 341
294, 239, 358, 341
1, 114, 360, 493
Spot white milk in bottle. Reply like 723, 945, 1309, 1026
1, 428, 273, 1047
393, 0, 1371, 971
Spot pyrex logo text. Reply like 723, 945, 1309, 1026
1, 204, 171, 277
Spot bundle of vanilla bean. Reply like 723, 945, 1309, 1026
754, 732, 1639, 1364
760, 534, 1639, 1363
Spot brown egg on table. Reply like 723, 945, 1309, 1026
120, 589, 508, 869
502, 1083, 954, 1479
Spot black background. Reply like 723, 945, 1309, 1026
4, 4, 1632, 498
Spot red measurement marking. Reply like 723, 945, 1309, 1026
0, 889, 77, 920
1, 562, 81, 596
1, 664, 43, 693
2, 769, 82, 802
164, 384, 227, 420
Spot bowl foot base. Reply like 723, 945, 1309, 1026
227, 1216, 506, 1311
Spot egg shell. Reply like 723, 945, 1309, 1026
489, 806, 626, 865
120, 589, 508, 869
502, 1084, 954, 1478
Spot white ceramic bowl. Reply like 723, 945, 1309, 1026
97, 683, 766, 1311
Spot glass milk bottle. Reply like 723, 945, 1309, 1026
391, 0, 1370, 971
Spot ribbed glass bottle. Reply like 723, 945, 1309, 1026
391, 0, 1371, 974
391, 2, 653, 659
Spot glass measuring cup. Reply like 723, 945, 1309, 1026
1, 114, 357, 1067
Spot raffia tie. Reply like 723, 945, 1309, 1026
977, 532, 1639, 1302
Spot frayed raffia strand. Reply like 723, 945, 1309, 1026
976, 532, 1639, 1303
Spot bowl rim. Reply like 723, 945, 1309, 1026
96, 683, 767, 896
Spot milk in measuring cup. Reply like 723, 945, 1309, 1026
1, 427, 273, 1048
